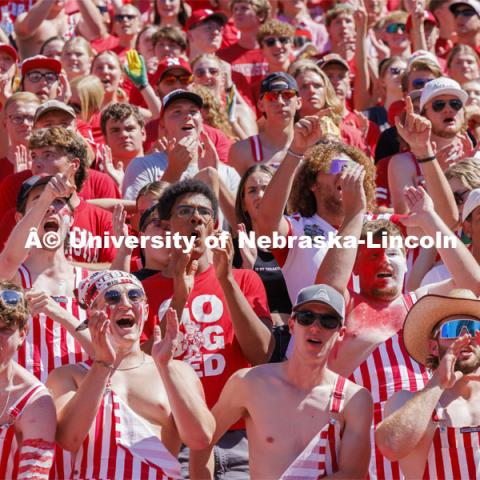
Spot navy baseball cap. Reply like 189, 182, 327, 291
16, 175, 53, 213
260, 72, 298, 95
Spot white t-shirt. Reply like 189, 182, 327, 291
281, 213, 337, 303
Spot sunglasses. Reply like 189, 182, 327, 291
114, 14, 137, 21
160, 74, 193, 86
411, 78, 433, 89
262, 89, 297, 102
386, 22, 406, 34
194, 67, 220, 78
434, 319, 480, 339
454, 189, 470, 205
294, 311, 342, 329
0, 290, 23, 307
175, 204, 214, 220
104, 288, 145, 306
26, 71, 59, 84
263, 36, 291, 47
452, 7, 477, 17
431, 99, 463, 112
389, 66, 404, 75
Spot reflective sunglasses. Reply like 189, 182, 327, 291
194, 67, 220, 78
161, 74, 193, 86
104, 288, 145, 306
386, 23, 406, 34
175, 204, 214, 220
431, 99, 463, 112
452, 7, 477, 17
0, 290, 23, 307
262, 89, 297, 102
434, 319, 480, 339
26, 71, 59, 84
294, 311, 342, 329
389, 66, 404, 75
263, 36, 291, 47
114, 14, 137, 22
412, 78, 433, 89
454, 189, 470, 206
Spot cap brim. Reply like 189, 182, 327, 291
163, 92, 203, 112
34, 106, 76, 124
421, 87, 469, 110
22, 58, 62, 75
403, 295, 480, 365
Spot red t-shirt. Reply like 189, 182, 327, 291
142, 266, 270, 416
91, 34, 120, 54
0, 199, 116, 262
0, 158, 14, 183
218, 43, 268, 105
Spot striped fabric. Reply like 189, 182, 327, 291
0, 384, 51, 479
69, 364, 182, 480
17, 439, 55, 480
249, 135, 264, 163
348, 294, 431, 480
280, 376, 346, 479
14, 265, 90, 383
423, 413, 480, 479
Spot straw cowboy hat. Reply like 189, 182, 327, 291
403, 289, 480, 366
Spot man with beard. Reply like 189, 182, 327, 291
389, 77, 474, 214
376, 290, 480, 479
255, 138, 376, 304
314, 180, 480, 479
228, 72, 304, 175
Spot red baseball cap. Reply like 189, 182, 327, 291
21, 55, 62, 76
152, 57, 192, 85
0, 44, 18, 63
295, 28, 313, 41
406, 11, 438, 33
186, 9, 227, 31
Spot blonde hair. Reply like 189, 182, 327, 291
229, 0, 271, 23
445, 158, 480, 189
289, 59, 343, 126
192, 84, 236, 139
70, 75, 104, 122
0, 281, 28, 331
447, 44, 480, 70
289, 141, 376, 216
63, 36, 95, 60
3, 91, 41, 117
257, 19, 295, 44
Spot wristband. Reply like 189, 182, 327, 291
287, 149, 304, 160
94, 359, 113, 370
138, 83, 148, 91
417, 155, 436, 163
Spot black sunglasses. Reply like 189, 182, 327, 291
294, 311, 342, 329
263, 36, 291, 47
431, 99, 463, 112
104, 288, 144, 306
114, 14, 137, 22
452, 7, 477, 17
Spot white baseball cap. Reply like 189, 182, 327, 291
419, 77, 468, 111
407, 50, 441, 69
450, 0, 480, 17
463, 188, 480, 221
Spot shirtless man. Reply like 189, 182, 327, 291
14, 0, 107, 60
191, 283, 373, 479
314, 178, 480, 479
228, 72, 301, 175
376, 290, 480, 479
47, 271, 215, 479
0, 280, 56, 479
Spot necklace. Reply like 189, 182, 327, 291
114, 353, 147, 372
0, 366, 13, 422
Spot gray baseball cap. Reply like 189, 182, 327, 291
293, 284, 345, 322
34, 100, 76, 125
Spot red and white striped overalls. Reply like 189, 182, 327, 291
349, 293, 431, 479
422, 407, 480, 479
249, 135, 264, 163
67, 362, 183, 480
280, 375, 347, 479
15, 265, 90, 382
0, 384, 53, 479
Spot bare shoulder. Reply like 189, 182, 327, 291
46, 363, 86, 390
343, 377, 373, 406
228, 138, 252, 172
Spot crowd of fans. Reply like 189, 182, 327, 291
0, 0, 479, 478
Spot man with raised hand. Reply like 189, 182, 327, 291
47, 271, 215, 479
376, 290, 480, 479
191, 283, 373, 479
